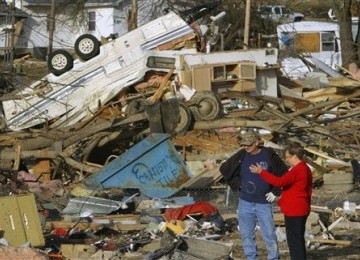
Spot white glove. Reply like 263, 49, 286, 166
265, 192, 276, 203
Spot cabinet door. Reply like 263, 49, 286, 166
193, 67, 211, 91
0, 196, 26, 246
16, 194, 45, 247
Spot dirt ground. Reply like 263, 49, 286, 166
227, 231, 360, 260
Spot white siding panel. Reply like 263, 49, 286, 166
90, 8, 114, 39
113, 8, 128, 36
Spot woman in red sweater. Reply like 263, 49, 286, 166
249, 142, 312, 260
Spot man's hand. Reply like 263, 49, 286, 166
265, 192, 276, 203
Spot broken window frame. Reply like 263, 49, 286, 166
146, 56, 176, 69
321, 32, 336, 52
88, 11, 96, 31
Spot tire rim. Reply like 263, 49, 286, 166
51, 54, 67, 70
198, 100, 214, 117
78, 38, 95, 54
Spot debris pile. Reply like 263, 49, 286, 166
2, 4, 360, 259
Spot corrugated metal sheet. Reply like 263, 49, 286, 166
63, 196, 123, 215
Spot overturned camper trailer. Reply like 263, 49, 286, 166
0, 7, 280, 134
0, 11, 196, 131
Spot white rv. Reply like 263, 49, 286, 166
1, 11, 195, 131
0, 10, 280, 133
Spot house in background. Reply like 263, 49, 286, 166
0, 1, 28, 56
1, 0, 155, 59
277, 17, 359, 79
277, 21, 341, 79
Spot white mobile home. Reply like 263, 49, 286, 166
277, 21, 341, 78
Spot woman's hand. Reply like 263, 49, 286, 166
249, 163, 263, 174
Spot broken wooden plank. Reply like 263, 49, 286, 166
332, 221, 360, 230
315, 109, 360, 124
329, 77, 360, 88
193, 118, 283, 132
306, 93, 347, 103
310, 205, 333, 214
46, 219, 146, 231
184, 167, 222, 188
304, 147, 351, 167
302, 87, 343, 99
308, 238, 352, 246
149, 69, 174, 104
279, 84, 304, 99
173, 134, 237, 153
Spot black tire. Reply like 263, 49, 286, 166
75, 34, 100, 61
47, 50, 74, 76
175, 102, 192, 134
189, 91, 223, 121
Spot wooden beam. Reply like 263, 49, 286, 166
303, 87, 342, 99
304, 147, 351, 166
308, 239, 352, 246
149, 69, 174, 104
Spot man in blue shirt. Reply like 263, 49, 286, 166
220, 131, 288, 260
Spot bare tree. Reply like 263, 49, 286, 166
128, 0, 138, 31
332, 0, 358, 67
354, 0, 360, 62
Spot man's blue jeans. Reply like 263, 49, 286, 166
238, 199, 279, 260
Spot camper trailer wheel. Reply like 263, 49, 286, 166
75, 34, 100, 61
47, 50, 74, 76
175, 102, 192, 134
189, 91, 222, 121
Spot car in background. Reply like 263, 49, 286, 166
258, 5, 304, 23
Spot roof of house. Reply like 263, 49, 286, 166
0, 2, 28, 18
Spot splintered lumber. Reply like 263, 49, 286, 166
308, 239, 353, 246
157, 33, 196, 50
302, 87, 343, 99
184, 167, 222, 188
306, 93, 346, 103
173, 134, 237, 153
290, 97, 358, 118
247, 94, 332, 136
181, 152, 234, 161
148, 69, 174, 104
193, 118, 282, 131
304, 147, 350, 167
46, 221, 104, 231
332, 221, 360, 230
310, 205, 333, 214
315, 109, 360, 124
329, 77, 360, 88
46, 214, 146, 231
